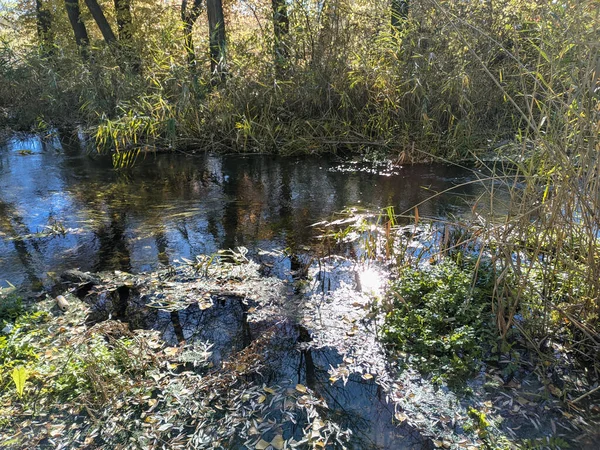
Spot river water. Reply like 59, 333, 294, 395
0, 133, 487, 289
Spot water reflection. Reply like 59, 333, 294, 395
0, 134, 488, 288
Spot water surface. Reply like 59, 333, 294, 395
0, 133, 487, 288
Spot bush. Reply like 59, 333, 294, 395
382, 260, 495, 384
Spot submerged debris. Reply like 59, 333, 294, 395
1, 238, 598, 448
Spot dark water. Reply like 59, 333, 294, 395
0, 133, 489, 289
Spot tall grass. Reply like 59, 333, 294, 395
0, 0, 567, 159
373, 0, 600, 391
483, 1, 600, 379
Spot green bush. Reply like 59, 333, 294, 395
382, 260, 495, 384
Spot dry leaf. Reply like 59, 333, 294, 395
270, 434, 285, 450
395, 412, 408, 423
255, 438, 270, 450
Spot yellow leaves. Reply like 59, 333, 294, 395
295, 384, 307, 393
395, 411, 408, 423
198, 298, 213, 310
270, 434, 285, 449
312, 418, 325, 430
163, 347, 180, 357
547, 384, 562, 397
254, 439, 270, 450
11, 366, 29, 398
345, 327, 357, 337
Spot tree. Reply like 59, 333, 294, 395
181, 0, 203, 69
114, 0, 141, 73
114, 0, 133, 41
35, 0, 54, 55
79, 0, 141, 73
64, 0, 90, 60
206, 0, 226, 79
84, 0, 118, 45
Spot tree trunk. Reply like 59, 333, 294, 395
206, 0, 226, 80
35, 0, 54, 55
181, 0, 203, 69
84, 0, 117, 45
391, 0, 409, 33
272, 0, 289, 75
64, 0, 90, 60
114, 0, 142, 74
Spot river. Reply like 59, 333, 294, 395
0, 132, 485, 289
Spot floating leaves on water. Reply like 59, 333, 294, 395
270, 434, 285, 449
547, 384, 562, 397
312, 418, 325, 430
254, 438, 270, 449
395, 412, 408, 423
164, 347, 180, 357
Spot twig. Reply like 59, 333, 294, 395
570, 384, 600, 404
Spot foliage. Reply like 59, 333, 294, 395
0, 281, 352, 448
10, 366, 29, 398
0, 290, 24, 326
382, 259, 496, 384
2, 0, 592, 161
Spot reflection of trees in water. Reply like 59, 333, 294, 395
0, 199, 42, 287
154, 224, 170, 266
93, 211, 131, 272
258, 324, 426, 449
2, 133, 486, 282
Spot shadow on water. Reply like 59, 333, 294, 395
152, 298, 428, 448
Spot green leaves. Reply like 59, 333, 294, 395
382, 260, 495, 385
11, 366, 29, 398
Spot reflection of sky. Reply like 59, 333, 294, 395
0, 134, 490, 288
